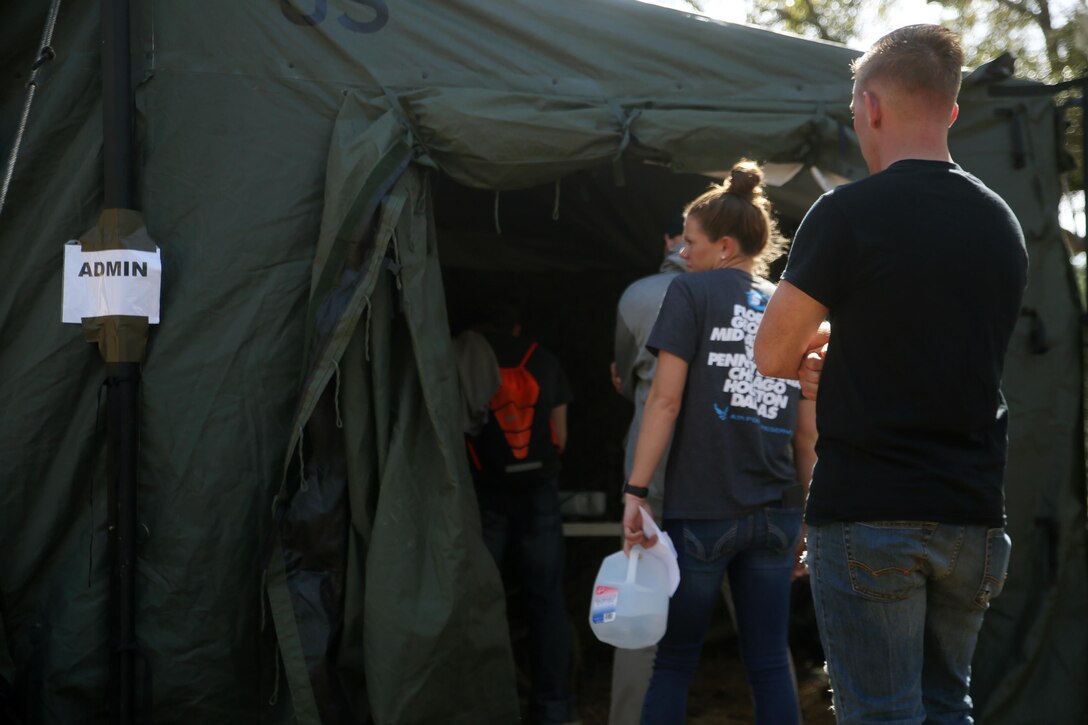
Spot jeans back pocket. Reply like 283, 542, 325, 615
680, 521, 739, 562
974, 528, 1012, 609
764, 507, 802, 553
844, 522, 929, 601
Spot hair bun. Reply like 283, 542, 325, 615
726, 161, 763, 200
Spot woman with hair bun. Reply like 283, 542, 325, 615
620, 160, 816, 724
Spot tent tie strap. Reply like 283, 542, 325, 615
552, 179, 561, 221
0, 0, 63, 218
333, 360, 343, 428
380, 85, 434, 161
390, 230, 403, 290
608, 104, 641, 186
297, 426, 308, 492
612, 105, 640, 157
363, 294, 372, 361
32, 46, 57, 70
493, 190, 502, 234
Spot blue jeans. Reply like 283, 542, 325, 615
808, 522, 1011, 725
641, 508, 802, 725
476, 475, 573, 725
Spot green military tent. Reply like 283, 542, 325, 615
1, 1, 1084, 723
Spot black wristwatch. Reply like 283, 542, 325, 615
623, 483, 649, 499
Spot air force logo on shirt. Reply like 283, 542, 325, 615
746, 289, 768, 311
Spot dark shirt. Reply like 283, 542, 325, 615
782, 159, 1027, 527
648, 269, 802, 519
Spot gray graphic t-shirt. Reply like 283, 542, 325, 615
647, 268, 801, 519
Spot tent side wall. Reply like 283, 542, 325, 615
953, 78, 1088, 724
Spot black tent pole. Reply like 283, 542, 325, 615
101, 0, 138, 723
103, 0, 133, 209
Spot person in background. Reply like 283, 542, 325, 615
607, 215, 685, 725
612, 213, 686, 519
466, 303, 577, 725
755, 25, 1026, 724
623, 161, 817, 725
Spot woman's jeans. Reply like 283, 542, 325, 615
808, 522, 1011, 725
641, 508, 802, 725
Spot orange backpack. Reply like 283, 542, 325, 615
488, 342, 540, 460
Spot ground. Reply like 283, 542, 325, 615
570, 622, 836, 724
504, 535, 837, 724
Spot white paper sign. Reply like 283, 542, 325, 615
61, 241, 162, 324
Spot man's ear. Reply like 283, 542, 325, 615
864, 90, 881, 128
948, 102, 959, 128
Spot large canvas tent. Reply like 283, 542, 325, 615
1, 1, 1084, 723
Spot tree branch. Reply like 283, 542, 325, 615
805, 0, 836, 40
990, 0, 1040, 23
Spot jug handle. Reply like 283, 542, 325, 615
625, 545, 641, 584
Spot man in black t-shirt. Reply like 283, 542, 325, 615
754, 25, 1027, 724
467, 304, 575, 725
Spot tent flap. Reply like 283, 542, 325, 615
268, 95, 519, 723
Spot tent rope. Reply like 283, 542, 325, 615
0, 0, 63, 218
298, 426, 308, 492
332, 360, 343, 429
493, 190, 502, 234
552, 179, 561, 221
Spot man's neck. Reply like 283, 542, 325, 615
871, 133, 953, 173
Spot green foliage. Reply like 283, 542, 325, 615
745, 0, 1088, 190
748, 0, 863, 42
746, 0, 1085, 80
937, 0, 1086, 83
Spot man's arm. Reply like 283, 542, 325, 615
791, 399, 817, 579
792, 399, 817, 498
613, 312, 640, 402
754, 280, 830, 380
550, 404, 568, 454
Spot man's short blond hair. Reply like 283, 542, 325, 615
852, 25, 964, 105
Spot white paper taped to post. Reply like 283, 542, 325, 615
61, 241, 162, 324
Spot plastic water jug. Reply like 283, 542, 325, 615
588, 545, 669, 649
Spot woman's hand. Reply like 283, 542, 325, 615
623, 494, 657, 554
